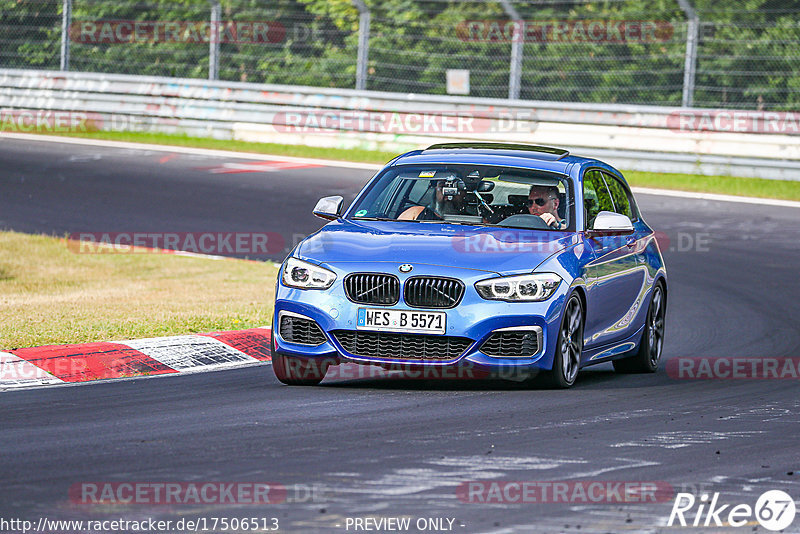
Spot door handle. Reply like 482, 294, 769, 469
625, 236, 636, 248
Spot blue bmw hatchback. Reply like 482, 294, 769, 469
272, 143, 667, 387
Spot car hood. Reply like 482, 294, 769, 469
295, 219, 574, 274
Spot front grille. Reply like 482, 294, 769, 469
403, 276, 465, 308
333, 330, 472, 361
480, 330, 540, 357
344, 273, 400, 305
279, 314, 327, 346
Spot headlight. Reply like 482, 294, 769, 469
475, 273, 562, 302
282, 257, 336, 290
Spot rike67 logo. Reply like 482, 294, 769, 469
668, 490, 796, 531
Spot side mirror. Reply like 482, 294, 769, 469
313, 196, 344, 220
588, 211, 634, 236
477, 180, 495, 193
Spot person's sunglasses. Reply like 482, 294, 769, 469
526, 197, 554, 207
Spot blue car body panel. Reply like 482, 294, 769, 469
274, 147, 667, 377
295, 220, 574, 275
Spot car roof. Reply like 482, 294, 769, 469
389, 143, 623, 181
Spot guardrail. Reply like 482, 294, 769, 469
1, 68, 799, 180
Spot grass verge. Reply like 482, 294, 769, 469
624, 170, 800, 201
0, 231, 278, 349
8, 129, 800, 201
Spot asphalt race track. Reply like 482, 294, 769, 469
2, 138, 799, 533
0, 138, 369, 262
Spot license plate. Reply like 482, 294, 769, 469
357, 308, 446, 334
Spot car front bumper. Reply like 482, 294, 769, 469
273, 262, 572, 376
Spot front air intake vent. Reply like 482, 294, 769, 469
479, 328, 541, 357
279, 314, 326, 346
333, 330, 472, 361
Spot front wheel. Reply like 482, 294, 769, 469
613, 283, 666, 374
271, 338, 330, 385
546, 294, 584, 388
272, 353, 329, 385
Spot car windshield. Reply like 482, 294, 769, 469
348, 165, 573, 230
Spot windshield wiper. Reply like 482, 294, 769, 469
493, 224, 554, 230
353, 217, 495, 228
417, 220, 483, 226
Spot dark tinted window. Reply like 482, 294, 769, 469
583, 170, 614, 228
603, 173, 637, 221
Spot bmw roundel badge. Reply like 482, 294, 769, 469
399, 264, 413, 273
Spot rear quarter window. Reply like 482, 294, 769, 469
583, 170, 614, 228
603, 173, 638, 221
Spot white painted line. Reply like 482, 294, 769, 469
171, 250, 229, 261
3, 132, 796, 207
0, 132, 382, 170
0, 352, 63, 389
632, 187, 800, 208
560, 458, 661, 480
123, 335, 259, 372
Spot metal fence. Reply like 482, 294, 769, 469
1, 0, 799, 110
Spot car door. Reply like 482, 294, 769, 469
582, 170, 644, 349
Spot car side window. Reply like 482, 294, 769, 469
603, 173, 637, 221
583, 170, 614, 229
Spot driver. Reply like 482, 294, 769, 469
527, 185, 566, 229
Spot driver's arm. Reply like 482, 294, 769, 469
397, 205, 442, 221
397, 205, 427, 220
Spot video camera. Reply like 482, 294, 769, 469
439, 177, 467, 201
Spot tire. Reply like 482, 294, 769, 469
613, 282, 666, 374
271, 338, 330, 386
545, 294, 584, 388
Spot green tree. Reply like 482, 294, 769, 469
0, 0, 61, 69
